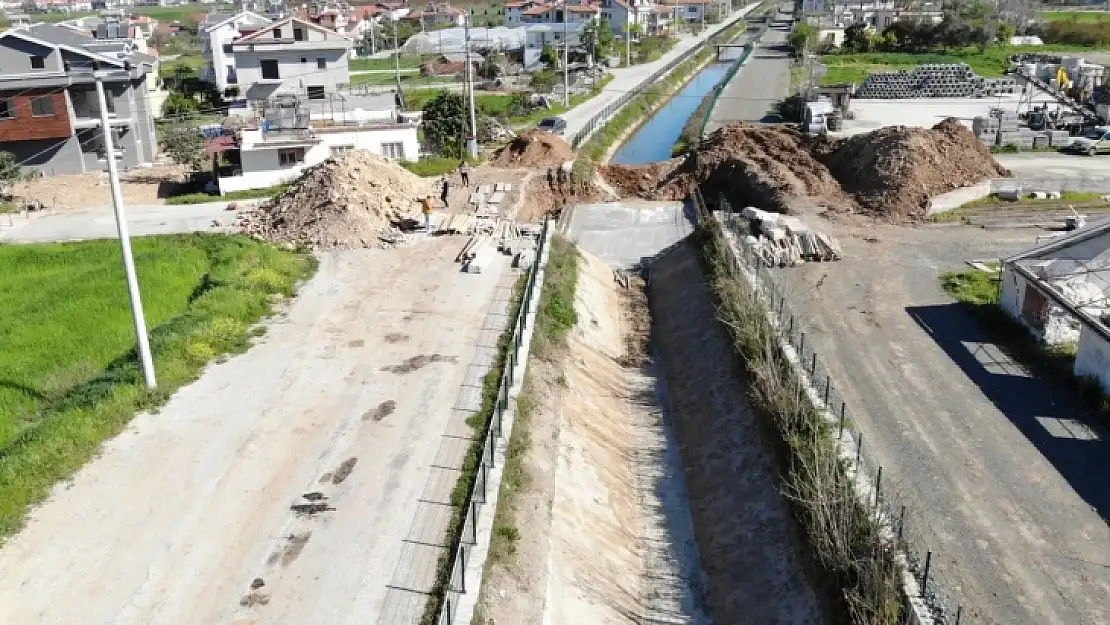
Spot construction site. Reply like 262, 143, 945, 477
2, 7, 1110, 625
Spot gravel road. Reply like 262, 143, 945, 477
774, 219, 1110, 625
0, 238, 507, 625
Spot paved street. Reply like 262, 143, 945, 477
563, 2, 763, 141
704, 13, 792, 132
0, 201, 248, 243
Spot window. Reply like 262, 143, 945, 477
30, 55, 45, 70
316, 57, 327, 69
278, 147, 305, 166
330, 145, 353, 156
260, 59, 280, 80
272, 27, 282, 39
306, 85, 326, 100
300, 57, 307, 64
0, 99, 12, 119
294, 27, 305, 41
380, 142, 404, 159
31, 96, 54, 117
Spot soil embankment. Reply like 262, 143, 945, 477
647, 241, 830, 624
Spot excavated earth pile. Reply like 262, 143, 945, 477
600, 120, 1008, 220
491, 129, 574, 168
811, 118, 1011, 219
239, 150, 430, 249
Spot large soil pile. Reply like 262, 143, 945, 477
491, 129, 574, 168
811, 118, 1010, 219
601, 120, 1008, 220
239, 150, 431, 249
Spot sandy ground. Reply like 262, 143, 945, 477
0, 237, 508, 625
648, 241, 829, 625
476, 249, 706, 625
13, 163, 188, 210
773, 215, 1110, 624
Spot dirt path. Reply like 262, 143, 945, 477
647, 241, 828, 625
0, 238, 507, 625
775, 219, 1110, 625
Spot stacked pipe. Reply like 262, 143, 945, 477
855, 64, 1017, 99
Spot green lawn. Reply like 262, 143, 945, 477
820, 46, 1105, 85
351, 72, 459, 87
350, 56, 428, 72
959, 190, 1104, 209
159, 54, 206, 78
1042, 10, 1110, 22
0, 234, 314, 539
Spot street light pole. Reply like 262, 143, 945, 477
562, 1, 569, 106
464, 13, 479, 157
94, 68, 156, 389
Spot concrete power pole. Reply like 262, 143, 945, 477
464, 13, 479, 158
562, 1, 569, 106
391, 15, 404, 108
94, 67, 156, 389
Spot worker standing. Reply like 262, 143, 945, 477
459, 161, 471, 187
421, 194, 434, 232
440, 176, 450, 207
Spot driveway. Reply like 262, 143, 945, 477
775, 219, 1110, 625
0, 237, 513, 625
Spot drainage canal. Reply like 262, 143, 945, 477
609, 46, 745, 165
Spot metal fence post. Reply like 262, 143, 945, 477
955, 605, 963, 625
874, 466, 882, 508
811, 352, 817, 376
898, 505, 906, 541
856, 433, 863, 465
823, 376, 830, 406
838, 403, 846, 439
470, 499, 479, 544
460, 545, 468, 593
921, 550, 933, 596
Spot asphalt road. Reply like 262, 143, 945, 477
0, 201, 245, 243
774, 220, 1110, 625
703, 12, 793, 132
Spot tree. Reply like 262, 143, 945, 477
540, 44, 559, 68
530, 69, 557, 93
592, 18, 616, 58
843, 22, 871, 52
421, 92, 467, 158
996, 22, 1016, 45
158, 123, 208, 172
162, 92, 198, 117
787, 22, 817, 55
0, 152, 24, 195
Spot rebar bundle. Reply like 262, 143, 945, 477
855, 64, 1017, 99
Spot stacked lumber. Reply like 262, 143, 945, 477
456, 218, 539, 273
739, 207, 843, 267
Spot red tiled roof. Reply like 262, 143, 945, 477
522, 6, 550, 15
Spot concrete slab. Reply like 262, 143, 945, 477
565, 200, 695, 269
832, 91, 1059, 138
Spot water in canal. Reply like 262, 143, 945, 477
609, 48, 743, 165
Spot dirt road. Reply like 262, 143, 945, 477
776, 219, 1110, 625
0, 237, 509, 625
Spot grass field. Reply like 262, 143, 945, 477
350, 55, 429, 72
1042, 10, 1110, 22
820, 45, 1106, 85
351, 72, 459, 86
0, 234, 314, 539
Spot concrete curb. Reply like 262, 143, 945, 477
449, 224, 554, 625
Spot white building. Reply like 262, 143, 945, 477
520, 3, 599, 25
219, 123, 419, 193
661, 0, 709, 23
1001, 221, 1110, 392
200, 10, 274, 96
230, 17, 354, 102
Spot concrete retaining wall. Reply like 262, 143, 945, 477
927, 177, 1110, 216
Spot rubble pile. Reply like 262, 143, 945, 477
490, 129, 574, 168
600, 121, 1008, 220
812, 118, 1010, 219
238, 150, 431, 249
739, 206, 842, 267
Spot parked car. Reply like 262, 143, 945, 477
1064, 126, 1110, 156
537, 117, 567, 135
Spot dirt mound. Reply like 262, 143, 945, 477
524, 164, 605, 220
600, 121, 1008, 220
239, 150, 430, 249
491, 129, 574, 168
813, 118, 1010, 219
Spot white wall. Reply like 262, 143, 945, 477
235, 48, 350, 97
1075, 323, 1110, 392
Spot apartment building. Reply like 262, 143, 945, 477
401, 2, 468, 29
200, 10, 274, 96
0, 23, 157, 175
229, 17, 354, 102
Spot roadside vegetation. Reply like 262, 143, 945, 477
0, 234, 315, 540
165, 184, 288, 205
697, 217, 905, 625
959, 190, 1104, 209
941, 268, 1110, 427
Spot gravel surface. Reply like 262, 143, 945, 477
772, 218, 1110, 625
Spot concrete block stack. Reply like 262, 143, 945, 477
1049, 130, 1072, 147
856, 63, 1017, 99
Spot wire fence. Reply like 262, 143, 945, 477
712, 194, 974, 625
435, 218, 550, 625
568, 9, 752, 150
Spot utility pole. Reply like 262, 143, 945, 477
392, 15, 404, 108
625, 21, 631, 67
562, 1, 569, 106
464, 13, 478, 158
94, 67, 156, 390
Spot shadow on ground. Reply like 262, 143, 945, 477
906, 303, 1110, 520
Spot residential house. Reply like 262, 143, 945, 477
229, 17, 354, 102
0, 23, 158, 175
599, 0, 656, 35
199, 10, 273, 96
402, 2, 468, 29
520, 3, 599, 25
218, 95, 418, 194
506, 1, 543, 26
660, 0, 709, 24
